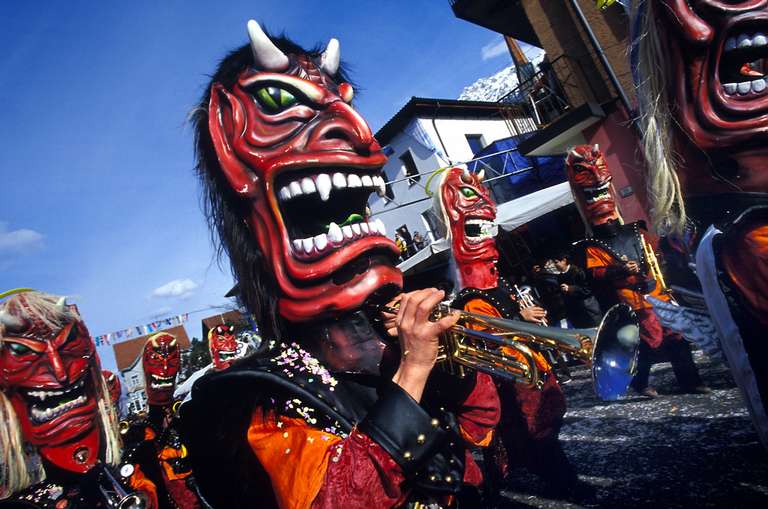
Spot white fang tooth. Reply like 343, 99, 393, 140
279, 187, 291, 201
342, 225, 353, 239
351, 223, 361, 235
328, 222, 343, 243
348, 174, 362, 188
361, 223, 370, 234
376, 177, 386, 197
293, 239, 303, 252
301, 177, 316, 194
332, 172, 347, 189
723, 82, 737, 95
315, 173, 332, 201
737, 34, 752, 48
725, 37, 736, 52
289, 181, 302, 198
302, 237, 314, 253
376, 219, 387, 236
361, 175, 373, 187
754, 33, 767, 47
738, 81, 751, 95
314, 233, 328, 251
752, 79, 766, 93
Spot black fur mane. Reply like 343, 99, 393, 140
192, 29, 354, 341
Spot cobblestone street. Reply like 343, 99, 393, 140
497, 351, 768, 508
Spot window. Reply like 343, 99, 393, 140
130, 373, 140, 387
465, 134, 485, 156
400, 151, 420, 185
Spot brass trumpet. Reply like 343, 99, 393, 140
383, 302, 641, 401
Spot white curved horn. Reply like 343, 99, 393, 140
56, 296, 67, 312
568, 148, 581, 159
246, 20, 289, 71
320, 38, 340, 75
0, 311, 23, 330
477, 169, 485, 181
593, 144, 599, 153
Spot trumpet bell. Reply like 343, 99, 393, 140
591, 304, 641, 401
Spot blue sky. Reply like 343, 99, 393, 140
0, 1, 533, 372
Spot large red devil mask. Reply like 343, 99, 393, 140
142, 332, 180, 407
208, 324, 238, 371
565, 144, 620, 226
206, 21, 401, 324
652, 0, 768, 190
439, 167, 499, 290
0, 292, 102, 473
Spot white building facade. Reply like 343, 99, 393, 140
370, 98, 521, 246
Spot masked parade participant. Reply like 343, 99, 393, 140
122, 332, 206, 509
630, 0, 768, 447
567, 145, 709, 397
0, 290, 156, 509
427, 167, 587, 501
179, 19, 500, 508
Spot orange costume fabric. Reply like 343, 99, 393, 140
721, 224, 768, 327
247, 375, 500, 509
585, 246, 670, 311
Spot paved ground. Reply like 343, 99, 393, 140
496, 350, 768, 508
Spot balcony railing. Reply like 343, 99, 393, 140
497, 55, 596, 136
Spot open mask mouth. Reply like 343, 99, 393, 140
216, 348, 238, 362
581, 180, 612, 204
149, 374, 175, 391
277, 168, 389, 260
22, 376, 90, 425
464, 217, 498, 244
719, 28, 768, 98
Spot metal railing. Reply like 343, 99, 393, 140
497, 55, 596, 136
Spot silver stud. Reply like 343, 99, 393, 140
417, 434, 426, 444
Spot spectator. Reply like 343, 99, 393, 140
553, 252, 602, 328
531, 259, 567, 326
412, 231, 426, 250
394, 233, 408, 261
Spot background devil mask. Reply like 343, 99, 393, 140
565, 144, 620, 227
142, 332, 180, 406
435, 167, 499, 290
0, 291, 120, 480
208, 324, 238, 371
193, 21, 402, 338
632, 0, 768, 232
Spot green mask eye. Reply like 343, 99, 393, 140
460, 187, 478, 198
255, 86, 298, 113
7, 342, 34, 356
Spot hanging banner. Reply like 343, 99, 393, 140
93, 313, 190, 346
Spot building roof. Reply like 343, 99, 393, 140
374, 97, 523, 147
113, 325, 191, 372
201, 310, 249, 338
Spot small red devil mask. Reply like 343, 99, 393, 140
142, 332, 180, 407
439, 167, 499, 290
566, 144, 620, 226
651, 0, 768, 184
103, 369, 121, 407
208, 324, 239, 371
0, 292, 102, 472
207, 21, 402, 323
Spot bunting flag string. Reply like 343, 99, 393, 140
93, 312, 190, 346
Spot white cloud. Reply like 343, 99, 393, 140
151, 278, 198, 299
0, 222, 44, 253
481, 38, 508, 61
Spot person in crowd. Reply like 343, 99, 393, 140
567, 144, 709, 398
179, 20, 500, 508
412, 231, 426, 251
0, 290, 158, 508
553, 252, 602, 328
530, 259, 567, 327
430, 166, 593, 503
